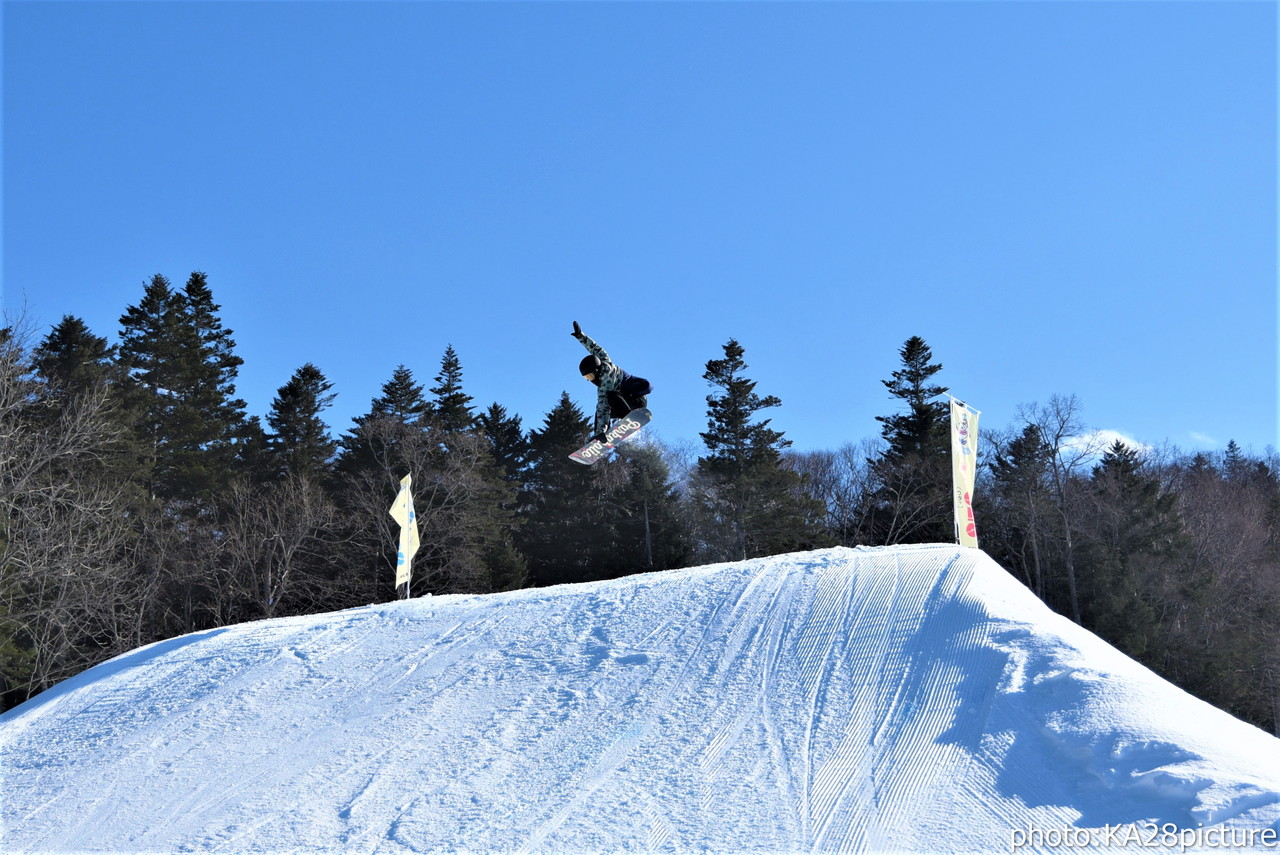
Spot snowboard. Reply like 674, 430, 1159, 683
569, 408, 652, 465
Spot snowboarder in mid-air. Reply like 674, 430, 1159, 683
571, 320, 653, 447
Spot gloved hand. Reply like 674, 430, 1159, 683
592, 432, 608, 446
572, 321, 582, 337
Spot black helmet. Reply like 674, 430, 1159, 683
579, 354, 602, 378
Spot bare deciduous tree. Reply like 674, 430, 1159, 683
1017, 394, 1100, 624
217, 474, 339, 620
0, 321, 136, 702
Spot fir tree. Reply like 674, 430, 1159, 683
1082, 440, 1185, 661
117, 275, 185, 398
610, 443, 691, 573
335, 365, 430, 480
264, 363, 337, 482
331, 366, 431, 602
419, 350, 524, 593
693, 339, 825, 561
988, 423, 1056, 599
31, 316, 140, 489
371, 365, 429, 423
875, 336, 949, 462
117, 274, 182, 495
32, 316, 117, 395
478, 402, 529, 483
182, 272, 247, 428
864, 336, 952, 544
117, 272, 248, 501
518, 393, 611, 585
333, 363, 524, 597
429, 345, 475, 434
1223, 440, 1247, 480
172, 272, 248, 495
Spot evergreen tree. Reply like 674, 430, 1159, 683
610, 443, 691, 573
478, 402, 530, 483
864, 336, 952, 544
693, 339, 826, 561
1223, 440, 1247, 480
1081, 440, 1185, 661
420, 350, 524, 593
117, 272, 248, 501
372, 365, 429, 422
237, 416, 272, 485
334, 363, 525, 597
31, 315, 150, 499
429, 345, 475, 434
334, 365, 429, 480
988, 423, 1056, 600
117, 274, 183, 496
182, 272, 247, 428
117, 275, 184, 395
32, 316, 117, 395
264, 363, 337, 482
332, 365, 432, 601
876, 336, 950, 462
518, 393, 612, 585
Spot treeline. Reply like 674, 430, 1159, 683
792, 343, 1280, 736
2, 274, 1277, 736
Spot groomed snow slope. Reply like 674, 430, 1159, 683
3, 545, 1279, 854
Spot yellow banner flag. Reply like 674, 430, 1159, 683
950, 399, 980, 548
388, 473, 420, 590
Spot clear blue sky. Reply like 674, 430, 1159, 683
4, 1, 1277, 455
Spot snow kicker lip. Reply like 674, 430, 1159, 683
3, 545, 1279, 854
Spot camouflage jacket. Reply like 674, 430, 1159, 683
573, 329, 624, 435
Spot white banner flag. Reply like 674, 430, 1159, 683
950, 399, 980, 549
388, 474, 420, 591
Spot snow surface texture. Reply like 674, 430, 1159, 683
3, 545, 1279, 854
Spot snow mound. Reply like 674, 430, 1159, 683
3, 545, 1279, 854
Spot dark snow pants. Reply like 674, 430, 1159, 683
607, 375, 652, 418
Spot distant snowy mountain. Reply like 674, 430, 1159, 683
3, 545, 1279, 854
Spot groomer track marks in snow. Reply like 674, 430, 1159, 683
3, 545, 1279, 853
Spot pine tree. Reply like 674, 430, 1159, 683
864, 336, 952, 544
117, 275, 184, 396
1223, 440, 1247, 480
182, 272, 247, 429
32, 316, 117, 395
693, 339, 825, 561
1081, 440, 1185, 661
371, 365, 429, 422
876, 336, 950, 461
988, 423, 1056, 599
332, 366, 433, 602
335, 365, 430, 480
264, 363, 337, 482
610, 443, 691, 573
334, 363, 525, 597
117, 272, 248, 501
420, 348, 524, 593
518, 393, 612, 585
31, 316, 142, 490
478, 402, 529, 483
117, 275, 183, 495
429, 345, 475, 434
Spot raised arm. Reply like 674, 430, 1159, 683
571, 320, 609, 363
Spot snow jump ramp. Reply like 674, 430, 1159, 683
3, 544, 1279, 854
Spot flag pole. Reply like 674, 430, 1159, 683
949, 396, 981, 548
947, 394, 982, 416
389, 473, 420, 600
